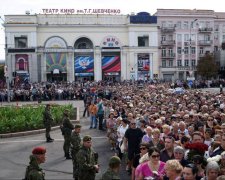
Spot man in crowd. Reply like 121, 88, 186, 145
76, 135, 99, 180
124, 119, 144, 174
160, 136, 175, 162
71, 124, 82, 180
23, 146, 46, 180
97, 97, 104, 130
43, 104, 54, 143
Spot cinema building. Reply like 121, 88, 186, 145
4, 12, 159, 83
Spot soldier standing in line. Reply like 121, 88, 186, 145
70, 124, 82, 180
101, 156, 121, 180
43, 104, 54, 143
62, 109, 74, 159
76, 135, 99, 180
23, 146, 46, 180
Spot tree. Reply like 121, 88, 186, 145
196, 53, 219, 80
0, 65, 4, 79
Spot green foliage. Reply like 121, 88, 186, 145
0, 65, 4, 79
0, 104, 75, 134
196, 54, 219, 80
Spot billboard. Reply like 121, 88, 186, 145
102, 56, 120, 73
138, 54, 150, 71
46, 53, 67, 72
74, 56, 94, 75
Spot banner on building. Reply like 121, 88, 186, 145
74, 56, 94, 76
15, 54, 29, 71
137, 54, 150, 71
102, 56, 120, 73
46, 53, 67, 72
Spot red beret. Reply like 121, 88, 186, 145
32, 146, 46, 155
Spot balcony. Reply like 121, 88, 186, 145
161, 53, 176, 59
198, 27, 213, 33
159, 66, 177, 72
161, 27, 176, 33
177, 66, 197, 71
198, 40, 212, 46
161, 40, 175, 46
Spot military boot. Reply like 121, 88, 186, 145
46, 138, 53, 143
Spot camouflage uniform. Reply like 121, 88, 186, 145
62, 115, 74, 158
24, 155, 45, 180
76, 145, 98, 180
43, 105, 53, 141
101, 168, 120, 180
70, 130, 81, 179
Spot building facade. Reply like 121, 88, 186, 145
156, 9, 225, 81
4, 12, 159, 83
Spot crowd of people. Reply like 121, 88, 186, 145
23, 80, 225, 180
0, 79, 224, 102
82, 81, 225, 179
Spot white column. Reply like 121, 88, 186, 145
94, 47, 102, 81
67, 52, 74, 82
121, 48, 128, 80
134, 53, 138, 80
150, 53, 153, 79
41, 53, 47, 82
28, 54, 32, 81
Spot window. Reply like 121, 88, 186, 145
191, 47, 196, 54
200, 47, 204, 54
161, 21, 166, 27
168, 60, 173, 67
177, 34, 182, 42
162, 48, 166, 57
184, 59, 189, 66
176, 21, 181, 29
184, 34, 189, 41
168, 35, 173, 41
168, 48, 173, 56
15, 37, 27, 48
214, 46, 218, 52
183, 21, 189, 29
177, 60, 182, 67
78, 42, 87, 49
162, 60, 166, 67
191, 34, 196, 41
184, 47, 189, 54
168, 21, 173, 27
205, 35, 210, 41
161, 35, 166, 41
223, 35, 225, 41
191, 59, 196, 67
138, 36, 149, 47
177, 47, 182, 54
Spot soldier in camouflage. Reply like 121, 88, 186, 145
101, 156, 121, 180
62, 109, 74, 159
70, 124, 82, 180
76, 135, 99, 180
23, 146, 46, 180
43, 104, 54, 143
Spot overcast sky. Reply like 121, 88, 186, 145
0, 0, 224, 60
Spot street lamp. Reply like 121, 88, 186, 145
0, 16, 10, 102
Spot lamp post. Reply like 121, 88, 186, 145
189, 19, 198, 75
0, 16, 10, 102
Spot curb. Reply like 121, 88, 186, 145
0, 120, 80, 138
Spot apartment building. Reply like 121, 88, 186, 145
156, 9, 225, 81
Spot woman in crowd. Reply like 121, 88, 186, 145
117, 119, 129, 159
174, 146, 189, 167
201, 161, 220, 180
164, 159, 183, 180
142, 126, 152, 143
133, 143, 150, 180
135, 147, 166, 180
106, 109, 117, 150
149, 128, 165, 151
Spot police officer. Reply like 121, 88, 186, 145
43, 104, 54, 143
23, 146, 46, 180
71, 124, 82, 180
76, 135, 99, 180
101, 156, 121, 180
62, 109, 74, 159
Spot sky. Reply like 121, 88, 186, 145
0, 0, 224, 60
